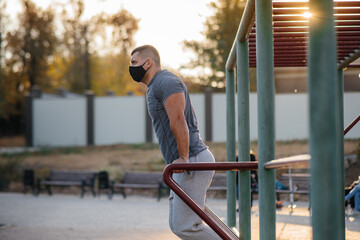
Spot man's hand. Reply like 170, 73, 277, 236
172, 157, 189, 173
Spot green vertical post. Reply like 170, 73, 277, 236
226, 69, 236, 228
255, 0, 276, 239
336, 68, 345, 240
236, 39, 251, 240
308, 0, 338, 239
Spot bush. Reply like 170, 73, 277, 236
0, 157, 23, 191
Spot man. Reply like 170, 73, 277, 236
129, 45, 221, 240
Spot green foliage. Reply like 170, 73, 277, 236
0, 0, 141, 132
0, 157, 23, 190
182, 0, 245, 88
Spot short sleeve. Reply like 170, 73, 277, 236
158, 77, 184, 104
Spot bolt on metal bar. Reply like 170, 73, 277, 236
338, 48, 360, 69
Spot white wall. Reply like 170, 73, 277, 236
275, 94, 308, 140
32, 92, 360, 147
344, 93, 360, 139
189, 94, 206, 139
211, 93, 360, 142
95, 96, 145, 145
33, 98, 86, 147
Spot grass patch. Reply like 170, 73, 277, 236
0, 146, 84, 158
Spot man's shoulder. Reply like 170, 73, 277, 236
156, 70, 181, 82
151, 70, 184, 90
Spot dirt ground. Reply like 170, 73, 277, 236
0, 136, 359, 190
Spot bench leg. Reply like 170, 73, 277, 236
108, 184, 113, 200
81, 184, 85, 198
91, 187, 96, 197
108, 188, 113, 200
157, 185, 161, 202
120, 188, 126, 199
46, 185, 52, 196
36, 178, 41, 196
97, 186, 101, 198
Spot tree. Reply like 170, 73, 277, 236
0, 0, 57, 135
59, 0, 139, 94
6, 0, 57, 88
182, 0, 246, 88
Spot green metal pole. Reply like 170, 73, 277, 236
308, 0, 338, 239
255, 0, 276, 239
226, 69, 237, 228
236, 39, 251, 240
336, 68, 345, 240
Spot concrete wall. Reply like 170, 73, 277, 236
94, 96, 146, 145
31, 92, 360, 147
33, 98, 87, 147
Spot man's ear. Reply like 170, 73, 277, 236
145, 58, 153, 70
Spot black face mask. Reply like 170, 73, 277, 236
129, 61, 148, 82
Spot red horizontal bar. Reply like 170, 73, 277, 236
251, 45, 359, 51
272, 2, 308, 8
334, 1, 360, 8
164, 162, 258, 172
273, 14, 360, 22
273, 1, 360, 8
250, 31, 360, 38
249, 63, 307, 67
347, 64, 360, 67
249, 55, 348, 60
249, 41, 360, 47
273, 8, 360, 15
272, 21, 360, 28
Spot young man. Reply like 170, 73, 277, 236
129, 45, 221, 240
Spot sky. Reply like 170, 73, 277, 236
5, 0, 214, 75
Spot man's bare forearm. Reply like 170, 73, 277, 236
171, 116, 189, 160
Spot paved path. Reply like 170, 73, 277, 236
0, 193, 359, 240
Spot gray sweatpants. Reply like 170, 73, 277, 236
169, 149, 222, 240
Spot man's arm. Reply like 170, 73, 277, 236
164, 92, 189, 170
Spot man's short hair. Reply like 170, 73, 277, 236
131, 45, 161, 66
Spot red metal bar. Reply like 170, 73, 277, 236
344, 114, 360, 135
272, 21, 360, 27
250, 41, 360, 47
250, 31, 360, 38
163, 162, 258, 240
273, 8, 360, 15
272, 2, 308, 8
273, 14, 360, 21
347, 64, 360, 67
273, 1, 360, 8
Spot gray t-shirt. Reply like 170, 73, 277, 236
146, 70, 207, 164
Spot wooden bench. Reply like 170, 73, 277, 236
36, 170, 97, 198
111, 172, 169, 201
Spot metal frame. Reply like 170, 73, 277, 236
163, 162, 258, 240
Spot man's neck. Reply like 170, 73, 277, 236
143, 67, 162, 86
